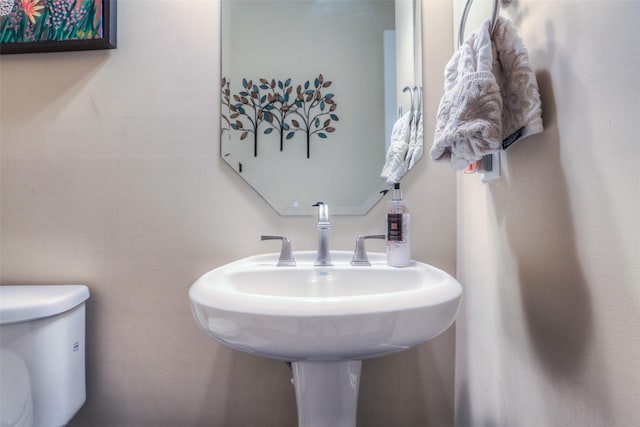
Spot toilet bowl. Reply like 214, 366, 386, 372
0, 350, 33, 427
0, 285, 90, 427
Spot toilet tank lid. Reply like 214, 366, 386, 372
0, 285, 90, 325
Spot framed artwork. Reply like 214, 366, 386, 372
0, 0, 116, 54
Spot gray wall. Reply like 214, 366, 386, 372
454, 0, 640, 425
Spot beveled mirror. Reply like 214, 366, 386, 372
221, 0, 422, 215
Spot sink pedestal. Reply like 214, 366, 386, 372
292, 360, 362, 427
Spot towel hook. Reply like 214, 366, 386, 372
415, 85, 423, 116
403, 86, 415, 120
458, 0, 501, 49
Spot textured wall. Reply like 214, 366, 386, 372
0, 0, 456, 425
454, 0, 640, 425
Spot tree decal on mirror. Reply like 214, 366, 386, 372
221, 74, 339, 158
221, 77, 231, 136
261, 77, 295, 153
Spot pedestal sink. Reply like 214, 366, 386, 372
189, 251, 462, 427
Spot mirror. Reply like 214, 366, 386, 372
221, 0, 422, 215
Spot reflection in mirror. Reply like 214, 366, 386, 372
221, 0, 422, 215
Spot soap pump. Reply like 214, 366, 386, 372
386, 183, 411, 267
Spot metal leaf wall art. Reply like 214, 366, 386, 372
221, 74, 339, 159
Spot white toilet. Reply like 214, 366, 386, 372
0, 285, 90, 427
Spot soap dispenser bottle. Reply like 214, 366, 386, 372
386, 183, 411, 267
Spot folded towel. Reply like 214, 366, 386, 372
381, 111, 412, 185
407, 111, 424, 169
492, 17, 543, 148
431, 16, 543, 170
431, 18, 503, 170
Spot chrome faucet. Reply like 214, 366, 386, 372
313, 202, 333, 266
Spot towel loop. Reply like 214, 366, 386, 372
458, 0, 503, 49
414, 85, 423, 117
402, 86, 415, 121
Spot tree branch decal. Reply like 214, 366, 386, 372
229, 78, 269, 157
222, 74, 339, 158
287, 74, 338, 158
260, 78, 294, 152
221, 77, 231, 136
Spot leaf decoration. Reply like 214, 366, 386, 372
223, 74, 339, 158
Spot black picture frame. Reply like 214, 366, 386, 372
0, 0, 116, 55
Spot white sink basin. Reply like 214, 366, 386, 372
189, 251, 462, 361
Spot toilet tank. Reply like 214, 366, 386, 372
0, 285, 90, 427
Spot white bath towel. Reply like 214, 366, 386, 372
431, 16, 543, 170
407, 111, 424, 169
492, 17, 543, 148
381, 111, 412, 185
431, 18, 502, 170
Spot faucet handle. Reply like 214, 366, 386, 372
261, 235, 296, 267
351, 234, 385, 266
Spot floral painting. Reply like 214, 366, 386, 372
0, 0, 116, 54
